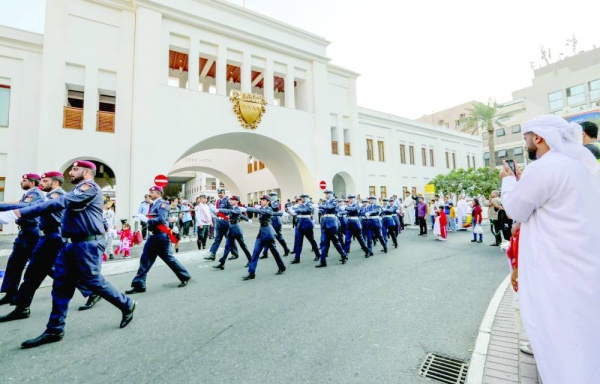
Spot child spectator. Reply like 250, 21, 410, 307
448, 202, 457, 232
115, 222, 134, 259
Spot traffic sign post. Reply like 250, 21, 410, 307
154, 174, 169, 187
319, 180, 327, 190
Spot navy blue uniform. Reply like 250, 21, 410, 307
209, 196, 238, 258
359, 204, 369, 243
262, 198, 291, 257
381, 204, 398, 248
131, 198, 191, 289
343, 203, 369, 256
217, 206, 252, 264
318, 198, 347, 265
245, 206, 285, 275
18, 180, 132, 333
291, 201, 321, 262
365, 203, 387, 253
0, 187, 44, 300
336, 205, 348, 245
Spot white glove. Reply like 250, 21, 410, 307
311, 203, 319, 209
0, 210, 18, 225
134, 214, 149, 223
248, 219, 253, 224
288, 209, 296, 215
214, 208, 220, 213
339, 206, 346, 211
239, 207, 247, 213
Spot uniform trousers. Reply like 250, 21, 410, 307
343, 220, 369, 254
319, 225, 346, 263
47, 238, 131, 333
382, 218, 398, 247
367, 220, 387, 252
1, 228, 40, 299
262, 223, 290, 255
209, 219, 238, 257
292, 221, 321, 261
248, 234, 284, 274
131, 233, 191, 289
219, 229, 252, 263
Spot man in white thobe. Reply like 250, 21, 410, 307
500, 115, 600, 384
456, 195, 468, 230
402, 192, 415, 226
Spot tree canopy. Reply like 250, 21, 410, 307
431, 167, 501, 198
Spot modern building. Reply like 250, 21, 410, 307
0, 0, 482, 233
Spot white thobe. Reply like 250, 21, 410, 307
456, 199, 468, 228
501, 151, 600, 384
403, 198, 415, 224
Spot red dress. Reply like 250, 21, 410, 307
439, 210, 448, 239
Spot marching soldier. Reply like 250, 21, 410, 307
212, 195, 252, 270
206, 189, 238, 261
365, 196, 388, 255
381, 198, 399, 248
0, 173, 44, 306
336, 198, 348, 246
127, 186, 191, 294
316, 190, 347, 267
243, 195, 286, 280
359, 199, 370, 251
261, 191, 291, 258
289, 194, 321, 264
0, 161, 136, 348
342, 195, 370, 258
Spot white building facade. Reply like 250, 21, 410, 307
0, 0, 481, 233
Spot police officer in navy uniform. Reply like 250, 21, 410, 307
205, 188, 238, 261
261, 191, 291, 259
381, 198, 399, 248
289, 194, 321, 264
212, 195, 252, 270
0, 161, 136, 348
342, 194, 370, 258
336, 198, 348, 246
243, 195, 286, 280
0, 171, 95, 322
365, 196, 388, 255
127, 186, 191, 293
359, 199, 370, 249
0, 173, 45, 306
316, 190, 347, 267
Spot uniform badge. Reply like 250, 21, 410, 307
24, 196, 32, 203
50, 193, 59, 199
79, 183, 92, 191
161, 203, 167, 209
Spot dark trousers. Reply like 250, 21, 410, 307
248, 236, 284, 274
196, 226, 209, 249
182, 221, 192, 237
140, 222, 148, 240
131, 233, 191, 289
343, 220, 369, 254
263, 224, 290, 256
209, 220, 238, 257
382, 222, 398, 247
366, 222, 387, 252
319, 226, 346, 263
418, 217, 427, 235
490, 219, 503, 245
1, 229, 40, 299
292, 224, 321, 261
414, 208, 419, 225
47, 238, 131, 333
219, 232, 251, 263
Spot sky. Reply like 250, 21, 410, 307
1, 0, 598, 118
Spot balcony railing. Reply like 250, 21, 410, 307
331, 140, 339, 155
63, 107, 83, 130
97, 111, 115, 133
344, 142, 351, 156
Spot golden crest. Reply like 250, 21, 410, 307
230, 91, 267, 130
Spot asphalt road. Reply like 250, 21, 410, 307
0, 225, 507, 383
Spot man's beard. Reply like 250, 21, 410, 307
71, 175, 83, 184
527, 148, 537, 161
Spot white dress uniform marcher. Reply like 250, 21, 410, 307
500, 115, 600, 384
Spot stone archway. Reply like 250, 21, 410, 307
332, 171, 355, 199
59, 158, 116, 197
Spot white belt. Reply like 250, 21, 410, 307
322, 214, 336, 218
368, 217, 380, 219
382, 215, 393, 218
348, 217, 360, 220
297, 215, 311, 218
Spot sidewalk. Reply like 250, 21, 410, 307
467, 275, 540, 383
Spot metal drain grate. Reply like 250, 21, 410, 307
418, 353, 468, 384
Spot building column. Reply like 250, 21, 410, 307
264, 58, 274, 104
284, 65, 295, 109
188, 36, 199, 91
216, 45, 227, 96
84, 66, 98, 132
241, 51, 251, 93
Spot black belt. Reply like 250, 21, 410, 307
260, 221, 272, 227
229, 220, 239, 224
42, 229, 60, 236
69, 235, 97, 243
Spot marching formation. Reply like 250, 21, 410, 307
0, 163, 403, 349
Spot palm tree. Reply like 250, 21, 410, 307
461, 100, 513, 171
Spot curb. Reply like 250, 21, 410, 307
466, 273, 511, 384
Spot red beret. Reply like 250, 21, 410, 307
260, 195, 271, 201
149, 185, 163, 192
41, 171, 64, 179
22, 173, 41, 181
230, 195, 240, 201
72, 160, 96, 171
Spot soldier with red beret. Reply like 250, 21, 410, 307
0, 160, 136, 348
0, 173, 45, 306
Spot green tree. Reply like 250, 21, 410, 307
431, 167, 500, 198
461, 100, 514, 171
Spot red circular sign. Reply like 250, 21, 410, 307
154, 174, 169, 187
319, 180, 327, 190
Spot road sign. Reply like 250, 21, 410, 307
154, 174, 169, 187
319, 180, 327, 190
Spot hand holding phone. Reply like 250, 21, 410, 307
505, 159, 516, 175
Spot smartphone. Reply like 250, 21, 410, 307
506, 159, 516, 174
